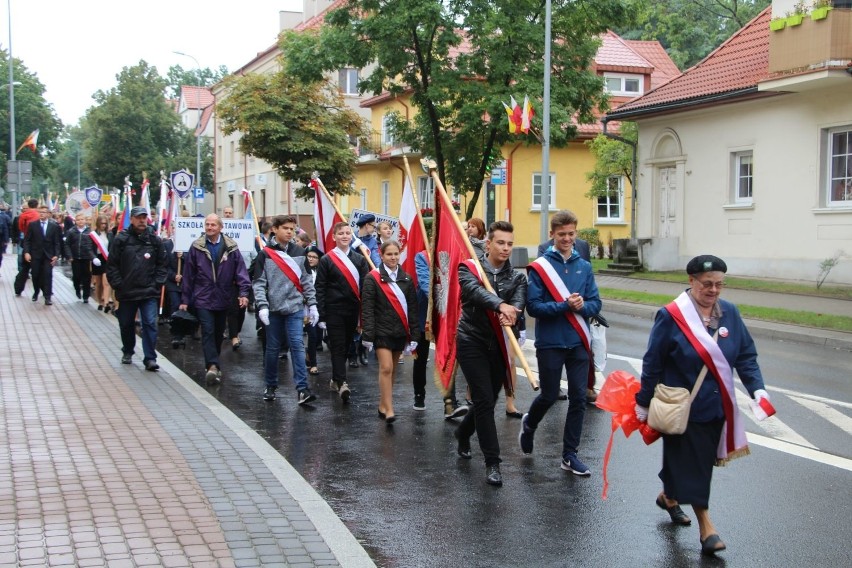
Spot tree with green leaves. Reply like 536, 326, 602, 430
81, 61, 209, 196
281, 0, 633, 218
165, 64, 228, 99
585, 121, 637, 198
216, 71, 366, 199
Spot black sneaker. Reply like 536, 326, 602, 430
121, 354, 132, 365
144, 359, 159, 372
454, 429, 472, 459
413, 395, 425, 411
519, 413, 535, 455
339, 382, 351, 403
263, 386, 277, 401
298, 388, 316, 405
348, 357, 359, 368
485, 464, 503, 487
444, 399, 469, 420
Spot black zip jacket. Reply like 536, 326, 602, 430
106, 227, 167, 301
457, 258, 527, 347
64, 226, 96, 260
361, 264, 420, 343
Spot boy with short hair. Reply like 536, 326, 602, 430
253, 215, 319, 404
64, 213, 96, 302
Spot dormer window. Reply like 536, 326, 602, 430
604, 73, 643, 97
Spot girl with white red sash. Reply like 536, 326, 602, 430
634, 255, 770, 557
360, 240, 420, 424
90, 215, 114, 313
315, 221, 370, 402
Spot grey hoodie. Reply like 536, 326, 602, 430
253, 242, 316, 315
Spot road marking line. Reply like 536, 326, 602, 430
788, 396, 852, 436
768, 385, 852, 410
746, 433, 852, 472
735, 391, 817, 449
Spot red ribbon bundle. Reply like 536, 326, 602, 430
595, 370, 661, 499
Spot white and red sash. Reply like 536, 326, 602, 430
665, 292, 748, 463
369, 268, 410, 341
90, 231, 109, 259
461, 259, 513, 391
329, 247, 361, 300
264, 246, 303, 293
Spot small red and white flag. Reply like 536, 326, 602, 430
311, 178, 344, 253
398, 176, 428, 290
17, 129, 39, 153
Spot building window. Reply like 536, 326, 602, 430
229, 141, 235, 167
381, 181, 390, 215
360, 188, 367, 210
532, 173, 556, 210
597, 176, 623, 221
731, 150, 753, 204
603, 73, 643, 97
828, 127, 852, 206
418, 176, 435, 210
338, 68, 359, 95
381, 114, 396, 147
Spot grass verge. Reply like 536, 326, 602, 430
599, 287, 852, 332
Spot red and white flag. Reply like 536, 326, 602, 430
17, 129, 39, 153
311, 178, 344, 253
139, 178, 151, 220
430, 186, 472, 396
398, 176, 428, 289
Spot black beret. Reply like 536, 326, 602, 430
686, 255, 727, 275
356, 213, 376, 227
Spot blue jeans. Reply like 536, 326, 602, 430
527, 347, 590, 457
264, 311, 308, 390
117, 298, 158, 362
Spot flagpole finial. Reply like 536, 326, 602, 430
420, 158, 437, 173
310, 171, 320, 180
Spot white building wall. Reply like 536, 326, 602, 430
635, 89, 852, 284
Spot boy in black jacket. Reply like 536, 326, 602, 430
64, 213, 96, 302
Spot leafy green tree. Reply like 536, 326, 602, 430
165, 64, 228, 99
282, 0, 633, 218
585, 121, 637, 198
618, 0, 770, 69
216, 71, 366, 199
82, 61, 208, 198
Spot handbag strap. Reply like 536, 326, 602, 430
688, 329, 719, 403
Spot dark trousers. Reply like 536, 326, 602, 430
30, 257, 54, 299
196, 307, 228, 370
14, 255, 31, 295
167, 289, 183, 339
116, 298, 158, 362
412, 336, 431, 397
527, 347, 590, 457
227, 296, 246, 339
456, 338, 507, 466
325, 310, 359, 385
71, 259, 92, 299
306, 323, 320, 367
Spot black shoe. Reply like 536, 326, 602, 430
75, 289, 82, 299
298, 388, 316, 405
97, 305, 104, 311
444, 399, 469, 420
121, 354, 132, 365
413, 394, 425, 411
144, 360, 159, 372
31, 294, 37, 302
279, 352, 289, 361
339, 382, 351, 403
82, 298, 89, 304
519, 413, 535, 455
264, 386, 277, 401
359, 352, 369, 365
558, 391, 568, 401
485, 464, 503, 487
454, 430, 472, 459
44, 299, 52, 306
348, 358, 359, 368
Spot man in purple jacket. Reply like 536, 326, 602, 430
179, 214, 251, 384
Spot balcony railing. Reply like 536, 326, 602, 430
769, 8, 852, 73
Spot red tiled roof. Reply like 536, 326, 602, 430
624, 40, 682, 89
595, 31, 654, 73
609, 7, 772, 116
181, 86, 214, 110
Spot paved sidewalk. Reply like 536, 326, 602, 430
0, 254, 375, 568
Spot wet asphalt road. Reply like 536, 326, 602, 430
149, 308, 852, 568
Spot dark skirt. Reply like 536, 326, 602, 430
659, 419, 724, 508
374, 335, 406, 352
91, 255, 107, 276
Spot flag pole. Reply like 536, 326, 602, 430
401, 155, 431, 264
422, 158, 539, 391
242, 189, 265, 250
311, 173, 376, 270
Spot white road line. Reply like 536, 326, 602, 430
746, 433, 852, 472
735, 391, 817, 449
788, 396, 852, 436
768, 385, 852, 410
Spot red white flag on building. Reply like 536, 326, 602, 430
311, 178, 344, 253
430, 185, 471, 395
398, 176, 428, 290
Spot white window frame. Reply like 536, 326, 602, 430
381, 114, 396, 147
381, 181, 390, 215
532, 172, 556, 210
597, 176, 624, 222
418, 176, 435, 210
603, 73, 643, 97
731, 150, 754, 205
338, 68, 359, 95
827, 126, 852, 207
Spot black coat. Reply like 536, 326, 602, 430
457, 258, 527, 346
64, 226, 97, 260
361, 265, 420, 344
315, 248, 370, 319
23, 219, 63, 260
106, 227, 167, 302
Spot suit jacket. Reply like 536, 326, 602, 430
23, 219, 63, 260
536, 237, 591, 262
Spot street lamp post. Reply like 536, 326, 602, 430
173, 51, 203, 212
7, 0, 19, 213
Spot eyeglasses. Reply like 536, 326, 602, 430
697, 280, 726, 290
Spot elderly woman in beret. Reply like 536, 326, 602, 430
634, 255, 771, 556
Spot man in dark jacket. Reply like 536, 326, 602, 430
179, 213, 251, 384
107, 207, 168, 371
453, 221, 527, 487
14, 199, 39, 292
64, 213, 96, 302
22, 205, 64, 305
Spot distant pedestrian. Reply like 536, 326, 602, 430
303, 246, 324, 376
179, 213, 251, 384
90, 215, 114, 313
106, 207, 167, 371
64, 213, 96, 303
22, 205, 63, 305
13, 199, 39, 295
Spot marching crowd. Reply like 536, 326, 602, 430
2, 199, 773, 556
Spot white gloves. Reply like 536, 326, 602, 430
519, 330, 526, 346
308, 305, 319, 327
403, 341, 418, 355
753, 389, 770, 403
318, 321, 327, 330
258, 308, 270, 326
750, 388, 775, 421
362, 340, 374, 352
635, 404, 649, 422
92, 258, 101, 267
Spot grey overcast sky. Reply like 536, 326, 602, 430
2, 1, 302, 126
